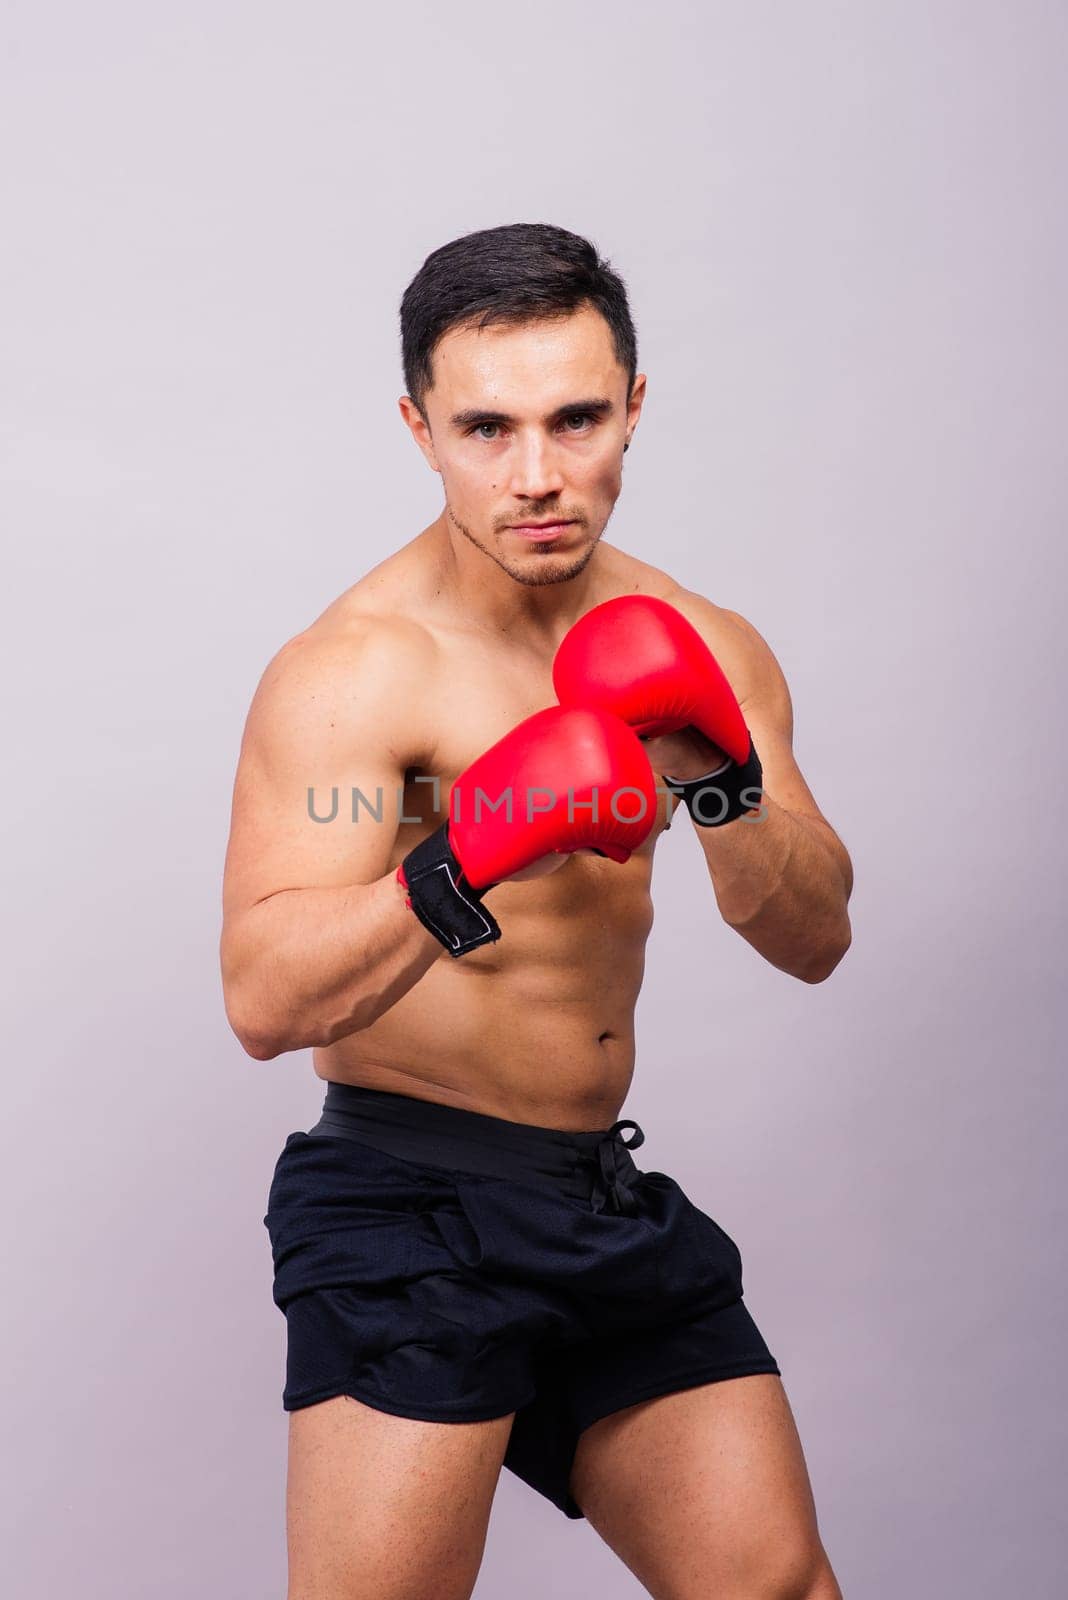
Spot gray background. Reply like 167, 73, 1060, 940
3, 2, 1065, 1595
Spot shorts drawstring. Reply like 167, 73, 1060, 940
589, 1119, 645, 1216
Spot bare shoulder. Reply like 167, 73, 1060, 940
245, 606, 439, 770
596, 542, 682, 606
307, 531, 434, 629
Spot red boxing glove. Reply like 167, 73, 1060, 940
552, 595, 763, 827
448, 703, 657, 885
553, 594, 748, 759
399, 704, 658, 956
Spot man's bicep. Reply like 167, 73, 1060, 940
222, 629, 420, 920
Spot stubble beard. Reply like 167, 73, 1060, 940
446, 504, 605, 588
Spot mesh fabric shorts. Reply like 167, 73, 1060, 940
263, 1081, 781, 1521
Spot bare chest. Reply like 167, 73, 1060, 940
393, 634, 672, 862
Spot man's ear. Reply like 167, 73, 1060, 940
398, 395, 440, 474
624, 372, 647, 451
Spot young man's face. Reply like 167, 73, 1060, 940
401, 302, 645, 587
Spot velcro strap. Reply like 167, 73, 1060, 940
399, 824, 502, 957
662, 734, 764, 827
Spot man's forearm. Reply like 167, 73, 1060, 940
694, 798, 852, 982
221, 871, 441, 1059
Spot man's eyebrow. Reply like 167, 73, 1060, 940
448, 397, 616, 430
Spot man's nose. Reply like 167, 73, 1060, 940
508, 433, 565, 501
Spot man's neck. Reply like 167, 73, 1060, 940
427, 513, 604, 645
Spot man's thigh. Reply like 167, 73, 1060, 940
569, 1373, 840, 1600
286, 1395, 516, 1600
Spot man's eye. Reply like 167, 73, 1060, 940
469, 415, 593, 440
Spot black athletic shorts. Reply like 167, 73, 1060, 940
263, 1081, 781, 1520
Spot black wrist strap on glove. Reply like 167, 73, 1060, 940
398, 823, 502, 958
663, 734, 764, 828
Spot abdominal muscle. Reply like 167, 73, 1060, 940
313, 852, 656, 1132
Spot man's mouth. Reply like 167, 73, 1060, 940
509, 520, 575, 541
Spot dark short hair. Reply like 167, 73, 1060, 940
400, 222, 638, 416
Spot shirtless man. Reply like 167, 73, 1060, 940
221, 223, 853, 1600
